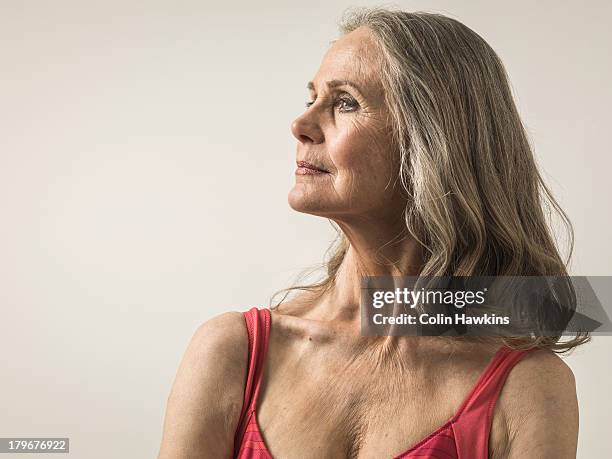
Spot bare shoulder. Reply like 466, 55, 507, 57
191, 311, 249, 363
493, 348, 579, 459
500, 348, 577, 422
182, 311, 249, 403
157, 311, 248, 459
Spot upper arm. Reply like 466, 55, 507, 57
499, 349, 579, 459
157, 311, 248, 459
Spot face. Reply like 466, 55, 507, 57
289, 26, 405, 223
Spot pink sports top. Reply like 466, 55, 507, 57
233, 307, 538, 459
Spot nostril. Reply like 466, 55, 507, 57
298, 134, 312, 144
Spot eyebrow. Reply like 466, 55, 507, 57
307, 79, 362, 93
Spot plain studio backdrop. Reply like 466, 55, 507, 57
1, 0, 610, 457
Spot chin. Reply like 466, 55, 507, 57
287, 186, 332, 216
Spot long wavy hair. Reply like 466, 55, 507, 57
270, 7, 589, 354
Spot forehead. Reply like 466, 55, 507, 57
311, 26, 384, 99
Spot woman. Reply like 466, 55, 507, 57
158, 8, 586, 459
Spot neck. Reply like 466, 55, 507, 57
310, 215, 426, 326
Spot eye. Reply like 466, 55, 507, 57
304, 93, 360, 112
334, 94, 359, 113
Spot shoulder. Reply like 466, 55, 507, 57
180, 311, 249, 411
183, 311, 249, 392
493, 348, 578, 459
157, 311, 249, 458
191, 310, 249, 360
501, 348, 577, 420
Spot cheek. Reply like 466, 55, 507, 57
327, 125, 370, 170
328, 126, 395, 197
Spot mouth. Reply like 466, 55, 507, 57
295, 160, 330, 176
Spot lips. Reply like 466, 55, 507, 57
295, 160, 329, 175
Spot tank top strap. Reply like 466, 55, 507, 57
452, 345, 540, 459
233, 307, 271, 455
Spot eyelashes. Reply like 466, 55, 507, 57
305, 93, 360, 113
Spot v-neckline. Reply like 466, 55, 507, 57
248, 309, 510, 458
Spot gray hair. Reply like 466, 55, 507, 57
272, 6, 588, 354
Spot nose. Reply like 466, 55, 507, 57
291, 111, 324, 144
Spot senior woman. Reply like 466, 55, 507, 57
158, 8, 585, 459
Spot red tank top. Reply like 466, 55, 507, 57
233, 307, 538, 459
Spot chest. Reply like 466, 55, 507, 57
253, 344, 509, 459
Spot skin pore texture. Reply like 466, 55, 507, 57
157, 26, 579, 459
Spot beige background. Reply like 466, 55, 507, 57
1, 0, 610, 457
